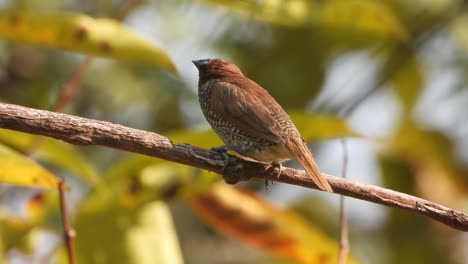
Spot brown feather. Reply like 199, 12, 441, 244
210, 81, 284, 144
285, 137, 333, 192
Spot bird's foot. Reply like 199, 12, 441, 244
211, 145, 244, 171
211, 145, 249, 184
269, 161, 283, 178
264, 162, 282, 190
211, 146, 231, 171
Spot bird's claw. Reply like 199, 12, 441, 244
270, 161, 283, 178
264, 162, 283, 190
211, 146, 231, 171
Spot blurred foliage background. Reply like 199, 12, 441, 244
0, 0, 467, 263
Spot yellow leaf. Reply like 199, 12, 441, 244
126, 202, 184, 264
0, 130, 100, 185
0, 143, 57, 188
200, 0, 407, 41
318, 0, 408, 41
189, 183, 359, 264
450, 14, 468, 53
0, 11, 177, 73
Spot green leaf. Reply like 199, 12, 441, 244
0, 11, 177, 73
390, 57, 424, 112
200, 0, 407, 40
289, 112, 357, 141
0, 143, 58, 188
0, 130, 100, 185
75, 198, 183, 264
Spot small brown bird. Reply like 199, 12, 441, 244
193, 59, 332, 192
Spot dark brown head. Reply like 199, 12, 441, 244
192, 59, 243, 85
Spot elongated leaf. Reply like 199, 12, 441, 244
189, 183, 359, 264
0, 11, 177, 73
126, 202, 184, 264
0, 143, 57, 188
75, 196, 183, 264
0, 130, 100, 185
200, 0, 407, 40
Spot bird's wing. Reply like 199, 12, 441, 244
209, 79, 286, 144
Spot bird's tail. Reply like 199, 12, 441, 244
285, 138, 333, 192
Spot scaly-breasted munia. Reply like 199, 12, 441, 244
193, 59, 332, 192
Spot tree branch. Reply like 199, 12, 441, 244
0, 103, 467, 231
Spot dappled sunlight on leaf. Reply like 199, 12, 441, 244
0, 144, 57, 189
0, 11, 177, 73
189, 183, 359, 264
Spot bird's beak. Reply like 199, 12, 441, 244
192, 59, 211, 70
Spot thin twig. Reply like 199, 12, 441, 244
58, 179, 76, 264
0, 103, 467, 231
53, 0, 143, 112
338, 139, 349, 264
53, 57, 94, 112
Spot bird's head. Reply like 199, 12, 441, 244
192, 59, 243, 85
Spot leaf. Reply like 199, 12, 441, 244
289, 112, 357, 142
450, 13, 468, 54
317, 0, 408, 41
0, 130, 100, 185
0, 143, 58, 188
189, 183, 359, 264
103, 155, 218, 209
200, 0, 407, 40
167, 129, 223, 149
0, 11, 177, 73
126, 202, 184, 264
390, 122, 468, 206
390, 57, 424, 112
75, 197, 183, 264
